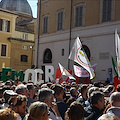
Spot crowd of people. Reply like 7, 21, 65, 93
0, 79, 120, 120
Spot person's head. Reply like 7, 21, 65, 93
109, 92, 120, 107
117, 84, 120, 92
90, 91, 105, 110
88, 86, 99, 98
3, 90, 18, 103
98, 114, 120, 120
65, 101, 84, 120
14, 95, 27, 116
70, 87, 77, 98
5, 80, 12, 87
27, 102, 49, 120
37, 88, 54, 107
46, 82, 53, 88
0, 87, 3, 98
27, 83, 35, 98
15, 84, 28, 97
0, 107, 18, 120
66, 97, 76, 107
51, 84, 64, 101
79, 84, 88, 99
104, 85, 115, 96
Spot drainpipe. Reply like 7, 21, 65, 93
68, 0, 73, 69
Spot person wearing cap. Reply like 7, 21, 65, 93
38, 88, 63, 120
27, 83, 35, 108
1, 90, 18, 109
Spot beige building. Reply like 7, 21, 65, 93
0, 0, 35, 72
35, 0, 120, 82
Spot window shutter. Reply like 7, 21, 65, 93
1, 44, 7, 56
7, 21, 10, 32
0, 19, 3, 31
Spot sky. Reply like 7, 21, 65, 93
0, 0, 38, 18
28, 0, 38, 18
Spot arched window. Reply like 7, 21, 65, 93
43, 48, 52, 63
21, 55, 28, 62
82, 45, 91, 61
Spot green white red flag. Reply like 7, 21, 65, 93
115, 29, 120, 78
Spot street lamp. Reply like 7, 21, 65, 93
30, 45, 34, 68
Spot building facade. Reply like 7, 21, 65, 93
0, 0, 35, 72
35, 0, 120, 82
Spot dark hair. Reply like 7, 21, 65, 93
66, 97, 76, 107
65, 101, 84, 120
117, 84, 120, 92
27, 83, 34, 91
90, 91, 104, 105
51, 84, 63, 96
80, 84, 88, 94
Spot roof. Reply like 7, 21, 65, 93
0, 0, 33, 16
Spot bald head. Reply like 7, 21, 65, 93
109, 92, 120, 107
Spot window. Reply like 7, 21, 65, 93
21, 55, 28, 62
1, 44, 7, 57
22, 46, 27, 50
102, 0, 112, 22
0, 19, 10, 32
22, 33, 28, 40
62, 49, 64, 56
43, 16, 48, 34
57, 11, 63, 31
43, 48, 52, 63
75, 6, 83, 27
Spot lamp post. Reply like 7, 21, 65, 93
30, 45, 34, 68
35, 0, 41, 68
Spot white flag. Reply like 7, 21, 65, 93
115, 29, 120, 77
69, 37, 95, 79
74, 64, 97, 77
58, 63, 75, 80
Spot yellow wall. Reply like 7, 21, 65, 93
39, 0, 120, 34
0, 10, 17, 70
13, 31, 34, 41
0, 9, 35, 72
10, 40, 34, 71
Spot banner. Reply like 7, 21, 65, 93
74, 64, 97, 77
